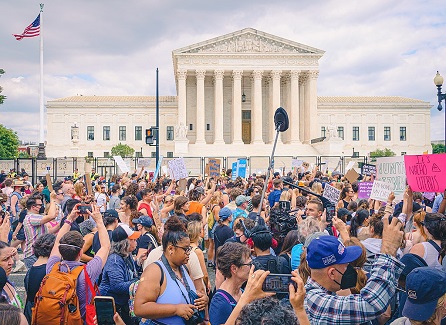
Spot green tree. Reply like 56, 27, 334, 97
369, 148, 396, 162
111, 143, 135, 158
18, 151, 31, 158
0, 69, 6, 105
0, 124, 19, 158
432, 143, 445, 153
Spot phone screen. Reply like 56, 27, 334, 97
94, 297, 115, 325
262, 274, 294, 293
326, 206, 335, 222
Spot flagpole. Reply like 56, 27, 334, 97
37, 3, 46, 158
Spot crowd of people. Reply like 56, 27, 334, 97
0, 163, 445, 325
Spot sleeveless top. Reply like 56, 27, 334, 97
421, 241, 443, 270
153, 260, 196, 325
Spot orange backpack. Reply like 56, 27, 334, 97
32, 262, 84, 325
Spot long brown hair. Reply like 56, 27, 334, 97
343, 238, 367, 294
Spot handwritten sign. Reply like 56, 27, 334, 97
370, 180, 393, 202
361, 164, 377, 176
291, 159, 303, 168
322, 184, 341, 205
345, 169, 360, 183
113, 156, 130, 174
376, 156, 406, 200
404, 154, 446, 192
137, 158, 152, 168
358, 182, 374, 199
168, 158, 188, 180
206, 158, 221, 178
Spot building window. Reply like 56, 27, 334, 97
189, 124, 193, 131
104, 152, 110, 158
119, 126, 126, 141
135, 126, 142, 141
87, 152, 93, 158
167, 152, 174, 158
384, 127, 391, 141
151, 152, 156, 158
135, 151, 142, 158
368, 127, 375, 141
103, 126, 110, 141
321, 126, 326, 138
337, 126, 344, 140
87, 126, 94, 141
400, 127, 407, 141
353, 127, 359, 141
401, 152, 407, 155
166, 126, 174, 141
207, 124, 210, 131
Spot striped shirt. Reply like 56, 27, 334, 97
305, 254, 404, 325
23, 213, 49, 258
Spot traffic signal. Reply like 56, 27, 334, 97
146, 128, 154, 145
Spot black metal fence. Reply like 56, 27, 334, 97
0, 155, 369, 185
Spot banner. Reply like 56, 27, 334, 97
376, 156, 406, 200
137, 158, 152, 168
153, 156, 164, 181
113, 156, 130, 173
237, 158, 247, 178
404, 154, 446, 192
357, 182, 374, 199
168, 157, 188, 180
369, 180, 393, 202
345, 161, 355, 171
291, 159, 303, 168
361, 164, 377, 176
322, 184, 341, 205
231, 161, 238, 180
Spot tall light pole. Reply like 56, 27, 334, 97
434, 71, 446, 152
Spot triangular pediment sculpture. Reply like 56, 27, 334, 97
173, 28, 324, 55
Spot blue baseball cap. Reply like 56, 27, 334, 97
132, 215, 154, 228
219, 207, 232, 220
306, 236, 363, 269
402, 267, 446, 321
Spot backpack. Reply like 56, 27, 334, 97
32, 262, 84, 325
208, 205, 218, 230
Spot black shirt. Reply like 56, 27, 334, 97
92, 229, 113, 254
253, 254, 291, 274
214, 224, 234, 257
24, 264, 47, 302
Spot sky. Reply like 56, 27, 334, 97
1, 0, 446, 143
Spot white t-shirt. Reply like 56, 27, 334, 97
96, 193, 107, 213
143, 246, 204, 280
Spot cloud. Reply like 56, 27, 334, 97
1, 0, 445, 143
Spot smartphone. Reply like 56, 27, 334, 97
170, 190, 176, 196
325, 206, 335, 222
94, 296, 116, 325
262, 274, 295, 294
78, 205, 92, 215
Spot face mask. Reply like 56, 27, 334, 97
333, 264, 358, 289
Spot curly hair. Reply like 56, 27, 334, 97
125, 183, 139, 197
33, 233, 56, 258
235, 297, 298, 325
216, 242, 250, 279
122, 195, 138, 211
162, 216, 189, 251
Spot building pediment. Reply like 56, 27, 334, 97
173, 28, 324, 55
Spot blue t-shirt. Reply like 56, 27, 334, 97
209, 289, 237, 325
268, 189, 282, 207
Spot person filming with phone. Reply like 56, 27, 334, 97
304, 199, 405, 324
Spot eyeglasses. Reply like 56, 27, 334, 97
34, 203, 43, 207
57, 192, 63, 195
239, 261, 253, 267
174, 245, 193, 254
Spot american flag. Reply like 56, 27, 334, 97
13, 14, 40, 40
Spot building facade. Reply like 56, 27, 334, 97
46, 28, 431, 159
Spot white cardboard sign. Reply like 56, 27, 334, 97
322, 183, 341, 205
369, 180, 393, 202
113, 156, 130, 173
168, 158, 188, 180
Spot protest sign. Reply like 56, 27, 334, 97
404, 154, 446, 192
178, 178, 188, 192
345, 169, 360, 183
376, 156, 406, 200
369, 180, 393, 202
231, 161, 238, 180
113, 156, 130, 174
168, 158, 188, 180
291, 159, 303, 168
322, 184, 341, 205
361, 164, 377, 176
358, 182, 374, 199
153, 156, 164, 181
137, 158, 152, 168
237, 158, 247, 178
346, 161, 355, 171
206, 158, 221, 178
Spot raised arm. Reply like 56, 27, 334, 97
88, 207, 110, 268
49, 203, 79, 259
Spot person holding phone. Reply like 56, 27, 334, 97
134, 216, 208, 325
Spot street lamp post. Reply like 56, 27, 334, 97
434, 71, 446, 152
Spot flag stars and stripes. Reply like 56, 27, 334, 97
13, 14, 40, 40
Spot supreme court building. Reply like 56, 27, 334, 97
46, 28, 432, 159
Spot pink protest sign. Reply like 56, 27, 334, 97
404, 154, 446, 192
